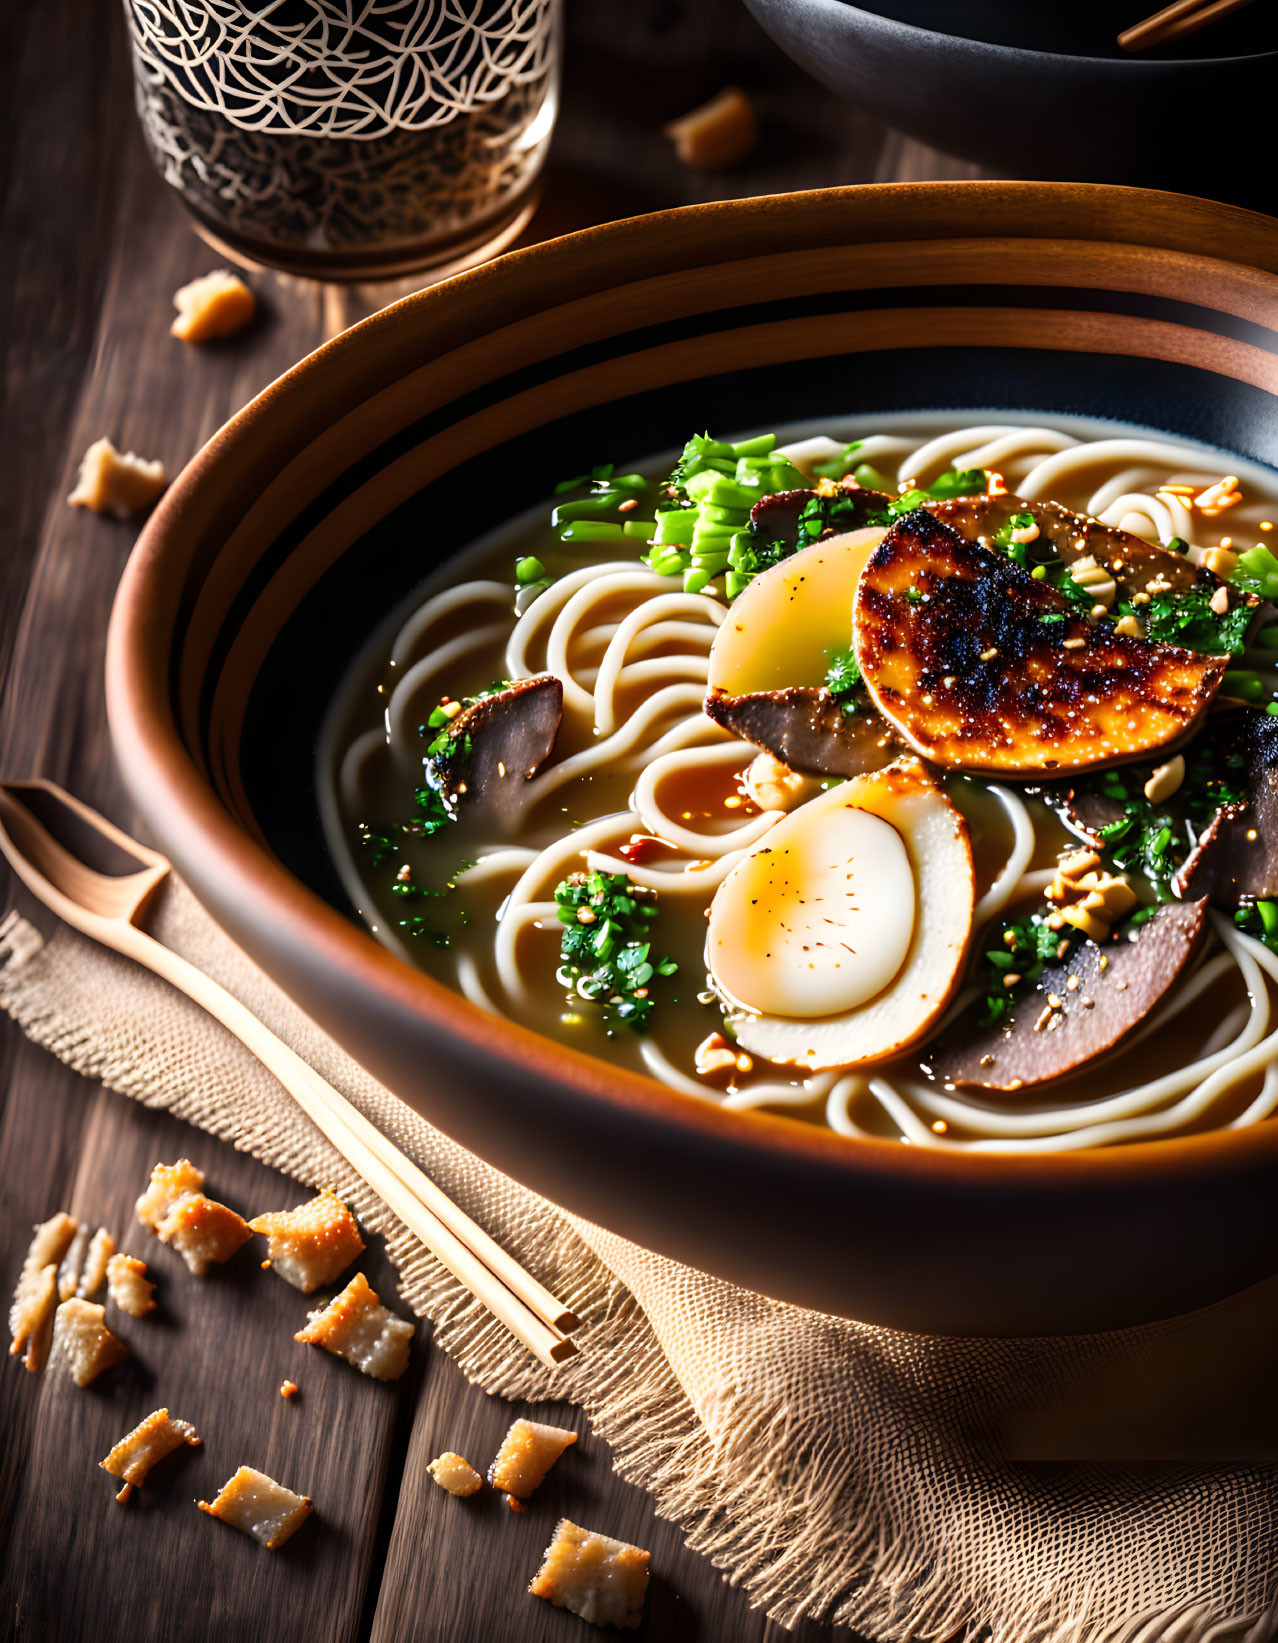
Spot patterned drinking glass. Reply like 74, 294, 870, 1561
123, 0, 563, 280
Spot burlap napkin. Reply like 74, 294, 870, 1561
2, 876, 1274, 1641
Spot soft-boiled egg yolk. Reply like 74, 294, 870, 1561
707, 805, 915, 1019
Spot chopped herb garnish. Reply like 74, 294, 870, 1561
884, 468, 988, 521
1072, 740, 1246, 888
515, 555, 547, 586
1120, 587, 1252, 657
554, 870, 677, 1033
356, 824, 398, 869
1232, 545, 1278, 601
811, 439, 863, 480
980, 914, 1074, 1025
411, 781, 453, 837
1235, 900, 1278, 955
824, 646, 864, 713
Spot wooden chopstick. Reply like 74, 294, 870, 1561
136, 931, 581, 1371
294, 1060, 582, 1336
258, 1047, 580, 1370
1119, 0, 1256, 51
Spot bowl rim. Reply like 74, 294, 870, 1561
825, 0, 1278, 66
106, 179, 1278, 1197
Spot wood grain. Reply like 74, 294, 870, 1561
0, 2, 981, 1638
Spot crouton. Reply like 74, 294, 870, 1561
197, 1466, 313, 1549
49, 1299, 129, 1386
101, 1408, 201, 1502
10, 1213, 78, 1371
248, 1191, 365, 1293
294, 1271, 412, 1381
529, 1518, 650, 1630
662, 87, 757, 170
489, 1419, 577, 1499
57, 1224, 91, 1301
78, 1228, 116, 1299
136, 1159, 204, 1231
155, 1193, 252, 1276
428, 1452, 483, 1498
68, 438, 166, 518
170, 269, 255, 344
106, 1253, 156, 1318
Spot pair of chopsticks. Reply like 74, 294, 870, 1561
0, 777, 581, 1373
1120, 0, 1256, 52
289, 1067, 582, 1369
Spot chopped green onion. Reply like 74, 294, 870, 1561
515, 555, 547, 585
1232, 545, 1278, 601
853, 462, 894, 493
559, 520, 625, 542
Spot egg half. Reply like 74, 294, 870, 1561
705, 525, 886, 697
706, 757, 975, 1070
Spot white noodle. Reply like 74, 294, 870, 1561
971, 786, 1037, 928
326, 421, 1278, 1150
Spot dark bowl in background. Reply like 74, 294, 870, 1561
743, 0, 1277, 203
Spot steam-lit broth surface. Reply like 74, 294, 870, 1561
320, 413, 1278, 1151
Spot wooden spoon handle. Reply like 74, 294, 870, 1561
113, 921, 578, 1366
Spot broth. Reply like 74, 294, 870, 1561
320, 413, 1278, 1151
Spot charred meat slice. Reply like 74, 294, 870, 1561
853, 510, 1227, 776
429, 676, 562, 823
926, 493, 1217, 598
1175, 713, 1278, 902
704, 686, 900, 778
747, 486, 893, 561
932, 900, 1208, 1091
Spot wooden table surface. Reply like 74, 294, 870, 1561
0, 5, 981, 1639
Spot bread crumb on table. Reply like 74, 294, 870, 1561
78, 1228, 116, 1299
58, 1224, 116, 1301
427, 1452, 483, 1498
101, 1408, 201, 1502
294, 1271, 413, 1381
248, 1191, 365, 1293
171, 269, 255, 344
106, 1253, 156, 1317
155, 1193, 253, 1276
198, 1465, 313, 1549
56, 1224, 90, 1301
662, 86, 758, 170
279, 1379, 299, 1400
49, 1299, 129, 1387
9, 1212, 79, 1372
68, 437, 166, 518
489, 1418, 578, 1499
529, 1518, 650, 1630
136, 1159, 204, 1231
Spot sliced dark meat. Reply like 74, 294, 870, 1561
930, 900, 1208, 1091
853, 510, 1227, 776
748, 486, 893, 555
926, 493, 1218, 598
1053, 783, 1126, 846
704, 686, 899, 778
433, 675, 562, 823
1175, 712, 1278, 901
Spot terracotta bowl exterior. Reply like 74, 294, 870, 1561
108, 183, 1278, 1335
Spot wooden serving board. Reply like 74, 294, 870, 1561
0, 2, 982, 1637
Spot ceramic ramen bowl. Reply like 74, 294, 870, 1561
108, 182, 1278, 1335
